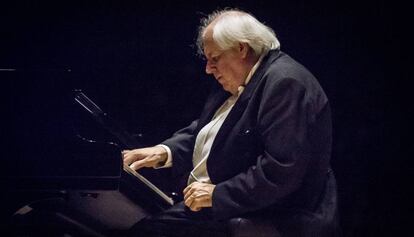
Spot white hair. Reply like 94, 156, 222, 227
197, 9, 280, 56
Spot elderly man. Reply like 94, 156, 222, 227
124, 9, 339, 237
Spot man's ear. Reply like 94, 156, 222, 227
238, 43, 250, 59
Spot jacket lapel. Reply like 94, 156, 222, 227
208, 50, 281, 159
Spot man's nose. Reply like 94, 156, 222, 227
205, 61, 214, 74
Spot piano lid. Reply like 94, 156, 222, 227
2, 71, 122, 178
73, 90, 141, 150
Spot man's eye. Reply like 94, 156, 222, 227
211, 56, 219, 63
204, 54, 221, 64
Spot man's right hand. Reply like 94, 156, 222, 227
122, 146, 168, 171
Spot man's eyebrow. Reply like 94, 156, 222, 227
206, 51, 221, 58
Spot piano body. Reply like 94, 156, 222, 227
0, 72, 175, 236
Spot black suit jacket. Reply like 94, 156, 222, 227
162, 50, 338, 235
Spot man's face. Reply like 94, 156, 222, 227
203, 37, 247, 95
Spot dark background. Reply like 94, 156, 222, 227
1, 0, 403, 236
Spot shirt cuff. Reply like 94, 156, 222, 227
154, 144, 173, 168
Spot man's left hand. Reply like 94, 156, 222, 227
183, 182, 215, 212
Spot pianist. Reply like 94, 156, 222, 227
123, 9, 339, 237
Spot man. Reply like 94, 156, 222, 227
123, 9, 339, 237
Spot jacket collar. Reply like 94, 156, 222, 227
206, 49, 281, 162
237, 49, 281, 103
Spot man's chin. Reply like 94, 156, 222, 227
221, 86, 237, 95
221, 85, 230, 92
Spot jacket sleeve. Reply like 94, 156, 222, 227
211, 77, 319, 219
161, 120, 198, 178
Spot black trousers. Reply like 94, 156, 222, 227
128, 202, 230, 237
127, 171, 340, 237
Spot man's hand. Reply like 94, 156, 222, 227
183, 182, 215, 212
122, 146, 167, 170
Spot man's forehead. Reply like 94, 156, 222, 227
202, 23, 214, 42
202, 25, 220, 56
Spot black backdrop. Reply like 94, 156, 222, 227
1, 1, 402, 236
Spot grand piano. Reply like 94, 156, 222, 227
0, 72, 176, 236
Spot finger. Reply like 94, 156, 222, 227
122, 152, 135, 164
184, 190, 195, 204
130, 159, 148, 170
184, 181, 201, 194
184, 186, 196, 200
190, 205, 200, 212
190, 192, 212, 211
123, 151, 147, 165
186, 190, 205, 210
184, 194, 194, 208
124, 157, 136, 166
189, 197, 197, 211
194, 192, 209, 198
183, 183, 193, 194
183, 183, 195, 197
189, 197, 204, 211
183, 189, 192, 201
123, 156, 133, 165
